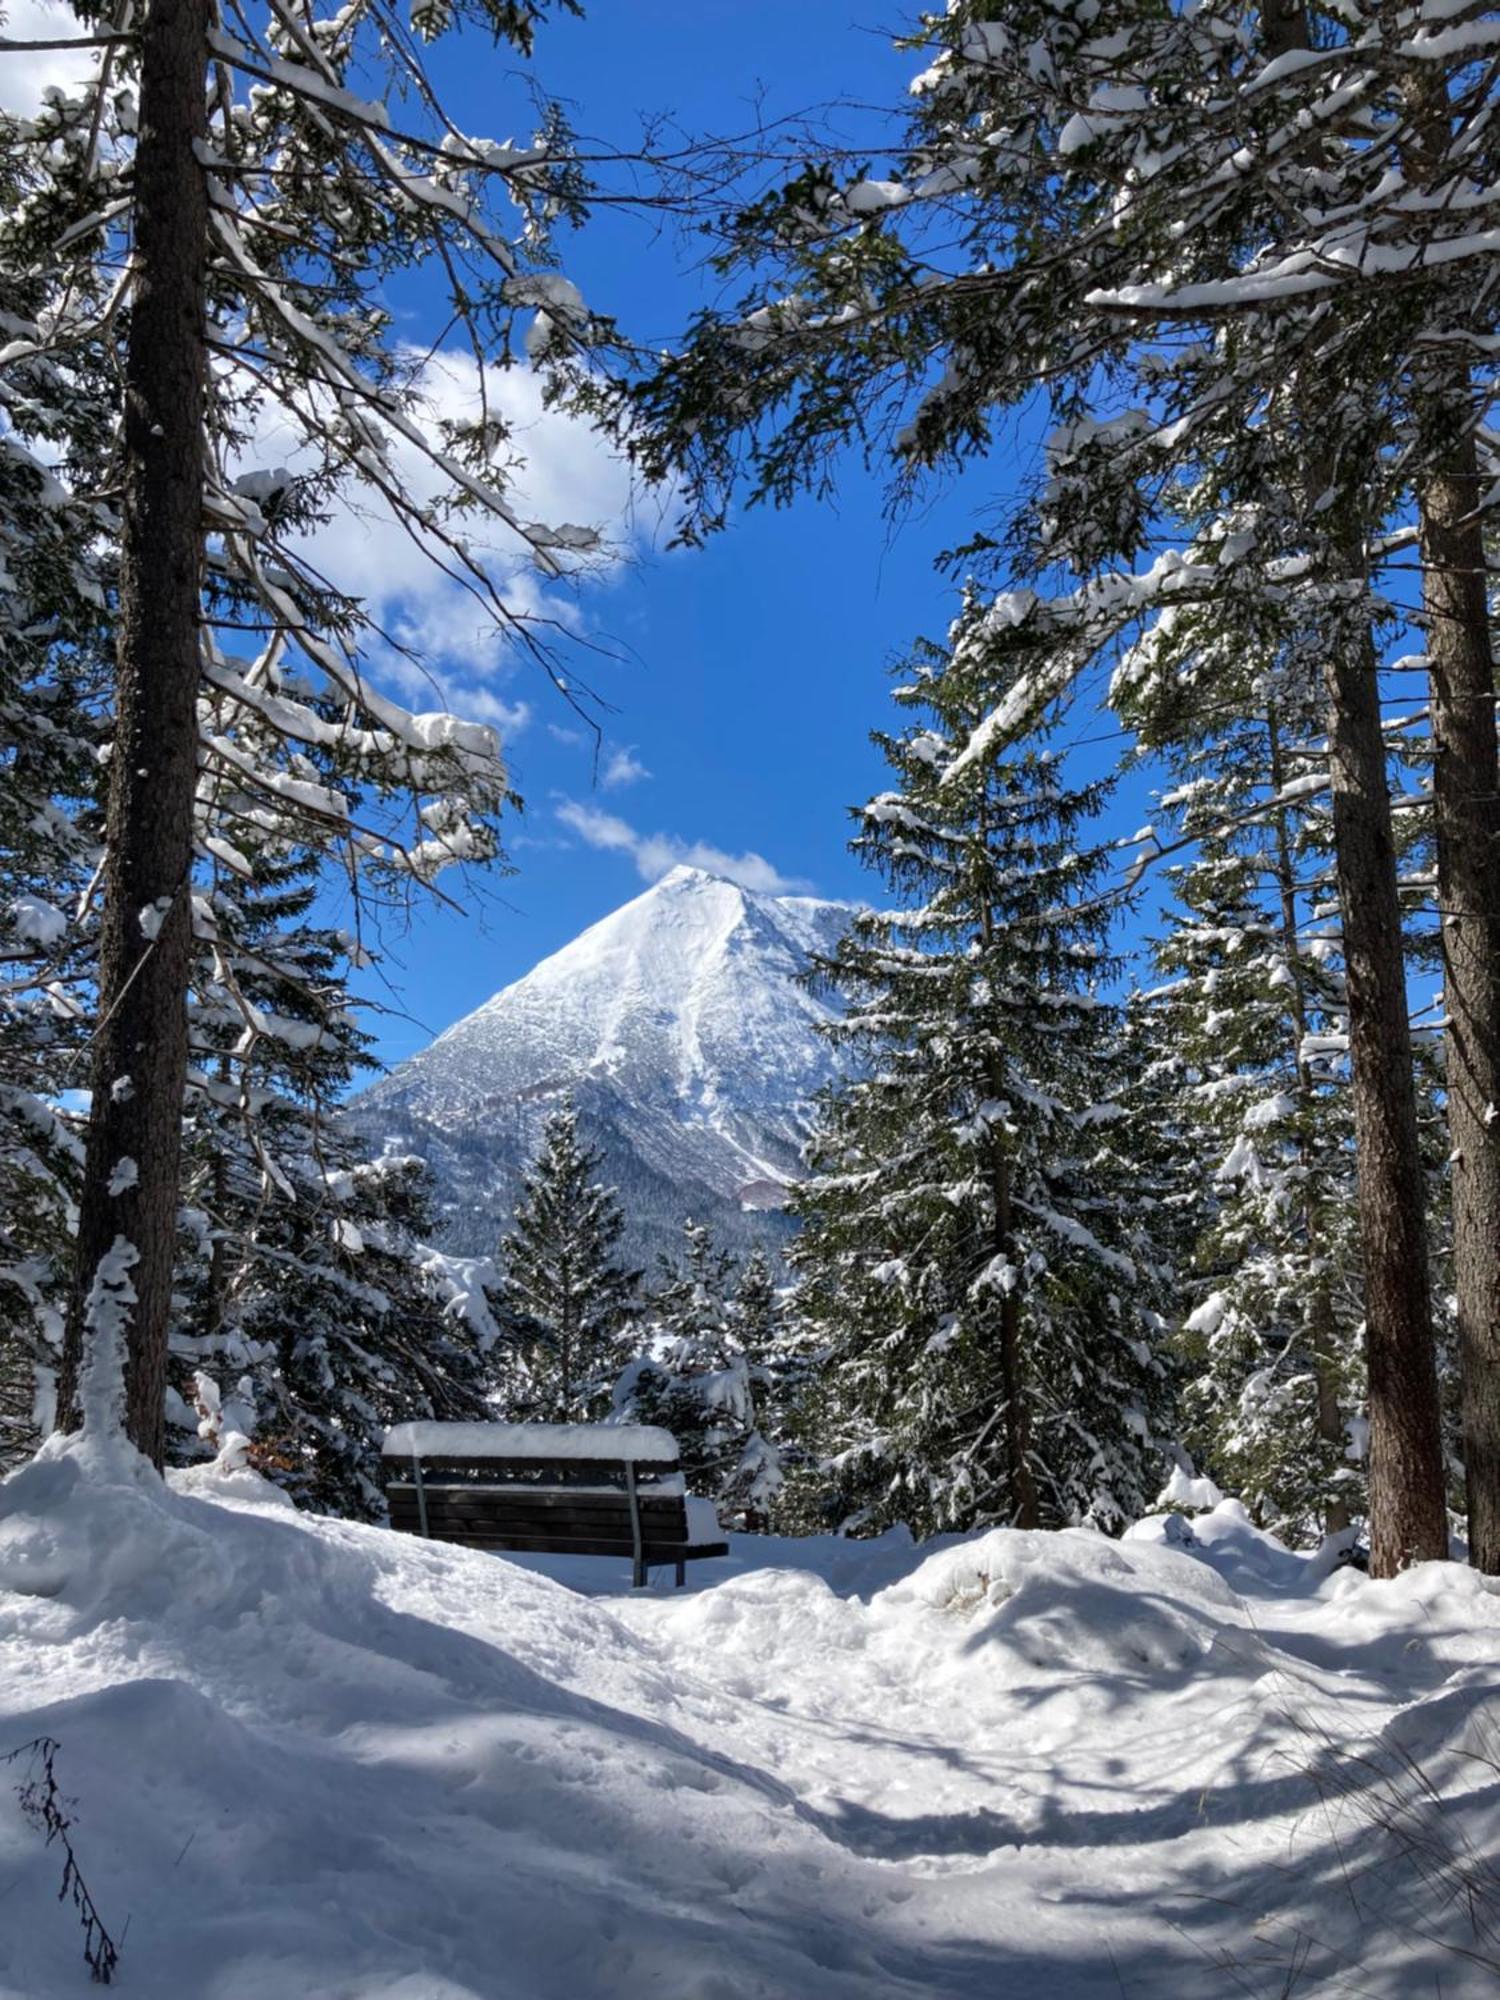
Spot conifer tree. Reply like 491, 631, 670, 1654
0, 109, 112, 1463
491, 1101, 640, 1423
721, 1246, 797, 1529
239, 1149, 494, 1517
615, 1219, 775, 1523
623, 0, 1473, 1573
1145, 715, 1365, 1545
789, 604, 1168, 1539
162, 836, 496, 1513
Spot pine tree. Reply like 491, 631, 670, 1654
0, 98, 112, 1464
491, 1101, 640, 1423
623, 0, 1469, 1574
720, 1246, 795, 1529
240, 1149, 494, 1518
789, 603, 1168, 1540
160, 836, 497, 1514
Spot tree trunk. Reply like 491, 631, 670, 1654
56, 0, 209, 1465
1416, 428, 1500, 1570
1266, 702, 1350, 1537
1257, 0, 1447, 1575
1321, 604, 1449, 1574
975, 791, 1040, 1531
560, 1266, 576, 1417
992, 1141, 1040, 1530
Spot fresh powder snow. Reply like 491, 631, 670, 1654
381, 1420, 682, 1462
1, 1437, 1497, 1997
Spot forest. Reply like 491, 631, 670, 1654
3, 1, 1500, 1993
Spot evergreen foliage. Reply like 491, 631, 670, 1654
3, 0, 630, 1460
620, 0, 1487, 1573
2, 0, 1496, 1572
242, 1150, 494, 1518
721, 1247, 800, 1529
1143, 708, 1366, 1545
615, 1220, 784, 1529
0, 91, 115, 1465
491, 1101, 640, 1423
163, 840, 495, 1515
788, 603, 1169, 1540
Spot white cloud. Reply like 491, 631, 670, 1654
555, 800, 810, 895
230, 347, 647, 740
451, 690, 532, 734
601, 744, 651, 789
0, 0, 99, 113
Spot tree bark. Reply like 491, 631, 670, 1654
56, 0, 209, 1464
1389, 61, 1500, 1569
991, 1137, 1040, 1529
1416, 427, 1500, 1570
1321, 602, 1449, 1574
1266, 703, 1350, 1537
1258, 0, 1447, 1575
976, 792, 1041, 1530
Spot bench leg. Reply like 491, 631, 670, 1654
633, 1557, 647, 1589
676, 1559, 686, 1588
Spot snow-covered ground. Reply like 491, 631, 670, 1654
2, 1437, 1498, 1998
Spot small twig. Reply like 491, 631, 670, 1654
4, 1736, 121, 1985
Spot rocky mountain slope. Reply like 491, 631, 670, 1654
345, 865, 853, 1266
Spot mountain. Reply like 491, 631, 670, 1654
344, 865, 854, 1266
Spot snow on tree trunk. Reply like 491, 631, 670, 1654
58, 0, 210, 1465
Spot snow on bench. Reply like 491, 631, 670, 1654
382, 1420, 682, 1462
381, 1421, 728, 1588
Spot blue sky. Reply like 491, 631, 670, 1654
334, 2, 1097, 1070
0, 0, 1109, 1071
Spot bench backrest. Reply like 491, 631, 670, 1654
383, 1446, 692, 1559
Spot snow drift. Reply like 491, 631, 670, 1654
2, 1436, 1499, 1997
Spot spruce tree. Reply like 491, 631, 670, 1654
789, 603, 1168, 1539
616, 1219, 773, 1523
624, 0, 1471, 1574
492, 1101, 640, 1423
164, 836, 496, 1514
721, 1246, 795, 1529
0, 104, 112, 1464
1146, 719, 1365, 1546
241, 1149, 493, 1518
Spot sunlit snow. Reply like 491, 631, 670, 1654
1, 1439, 1497, 1997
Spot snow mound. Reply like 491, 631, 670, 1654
888, 1526, 1249, 1680
0, 1439, 821, 1998
4, 1442, 1500, 1997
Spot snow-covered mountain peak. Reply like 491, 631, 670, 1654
347, 866, 855, 1261
655, 861, 721, 889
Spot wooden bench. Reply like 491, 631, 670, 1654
381, 1421, 728, 1587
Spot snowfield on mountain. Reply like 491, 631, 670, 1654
2, 1436, 1498, 1999
346, 866, 854, 1264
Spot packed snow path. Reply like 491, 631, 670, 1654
1, 1439, 1498, 1998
